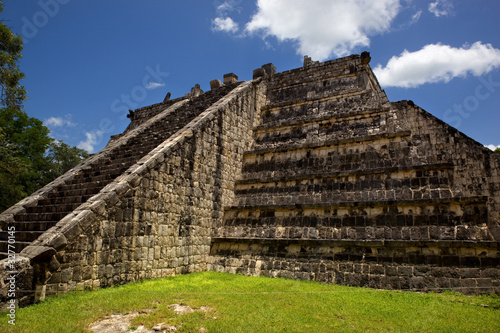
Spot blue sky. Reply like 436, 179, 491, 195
2, 0, 500, 153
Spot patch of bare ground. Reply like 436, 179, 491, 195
89, 304, 211, 333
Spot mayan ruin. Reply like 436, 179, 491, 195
1, 52, 499, 310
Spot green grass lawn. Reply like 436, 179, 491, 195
1, 271, 499, 332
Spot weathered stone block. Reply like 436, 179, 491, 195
261, 63, 276, 76
223, 73, 238, 84
253, 68, 266, 79
210, 79, 223, 90
20, 246, 56, 261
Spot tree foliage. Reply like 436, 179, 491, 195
0, 1, 26, 109
0, 3, 89, 211
495, 147, 500, 155
43, 141, 89, 183
0, 127, 27, 209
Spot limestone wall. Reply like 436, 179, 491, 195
401, 102, 500, 240
210, 239, 499, 293
209, 55, 500, 294
0, 79, 264, 308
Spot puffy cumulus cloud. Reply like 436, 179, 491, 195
373, 42, 500, 88
77, 130, 104, 153
44, 115, 75, 128
428, 0, 454, 17
486, 144, 500, 151
212, 17, 239, 33
244, 0, 401, 60
145, 82, 165, 90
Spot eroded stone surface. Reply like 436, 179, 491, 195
89, 311, 144, 333
169, 304, 212, 315
89, 305, 211, 333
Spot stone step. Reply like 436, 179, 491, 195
221, 197, 491, 240
246, 130, 412, 156
56, 181, 107, 192
257, 104, 391, 131
234, 187, 454, 207
38, 195, 88, 206
218, 197, 490, 242
100, 161, 132, 171
47, 187, 101, 198
25, 203, 82, 214
234, 166, 455, 206
236, 163, 455, 185
266, 57, 362, 88
266, 65, 358, 89
70, 167, 126, 181
224, 196, 488, 212
265, 73, 362, 108
0, 231, 44, 242
13, 212, 69, 222
213, 224, 491, 242
223, 207, 485, 227
0, 241, 32, 254
66, 173, 123, 188
103, 158, 129, 167
210, 238, 500, 268
260, 89, 380, 126
254, 109, 399, 149
99, 172, 125, 181
4, 221, 58, 232
241, 132, 419, 180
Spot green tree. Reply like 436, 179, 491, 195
42, 141, 89, 185
0, 128, 27, 209
495, 147, 500, 155
0, 3, 26, 109
0, 107, 52, 194
0, 2, 89, 211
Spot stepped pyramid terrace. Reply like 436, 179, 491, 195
1, 52, 499, 309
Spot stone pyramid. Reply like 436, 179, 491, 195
1, 53, 498, 309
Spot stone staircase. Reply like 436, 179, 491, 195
0, 83, 240, 259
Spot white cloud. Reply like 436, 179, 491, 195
77, 130, 104, 153
212, 17, 239, 33
216, 0, 240, 14
486, 144, 500, 151
44, 117, 64, 127
44, 115, 75, 128
244, 0, 401, 60
145, 82, 165, 90
217, 2, 233, 13
410, 10, 422, 25
428, 0, 453, 17
373, 42, 500, 88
